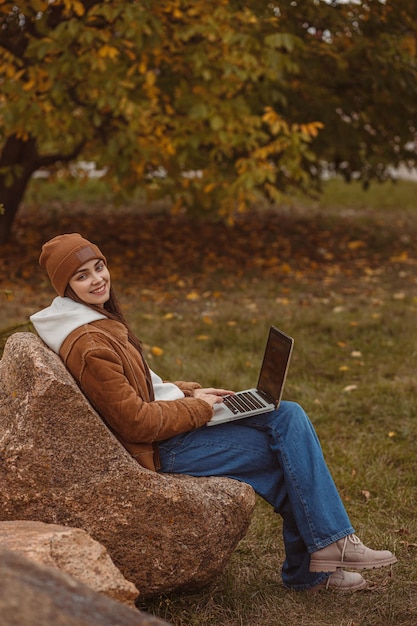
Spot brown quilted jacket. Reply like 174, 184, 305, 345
59, 319, 212, 471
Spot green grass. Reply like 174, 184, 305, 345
296, 177, 417, 214
2, 177, 417, 625
25, 172, 417, 216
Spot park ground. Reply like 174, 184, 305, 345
1, 178, 417, 625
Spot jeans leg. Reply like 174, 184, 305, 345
248, 402, 354, 550
158, 401, 353, 590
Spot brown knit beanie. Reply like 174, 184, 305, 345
39, 233, 107, 296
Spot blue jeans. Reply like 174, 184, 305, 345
158, 401, 354, 590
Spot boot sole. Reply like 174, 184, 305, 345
309, 555, 397, 573
311, 578, 368, 593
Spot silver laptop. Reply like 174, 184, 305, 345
207, 326, 294, 426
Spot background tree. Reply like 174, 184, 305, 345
276, 0, 417, 185
0, 0, 416, 244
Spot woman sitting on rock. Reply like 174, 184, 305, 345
31, 233, 397, 594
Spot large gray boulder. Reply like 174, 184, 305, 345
0, 520, 139, 605
0, 332, 255, 596
0, 548, 169, 626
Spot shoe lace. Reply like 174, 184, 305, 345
347, 534, 361, 546
341, 534, 361, 560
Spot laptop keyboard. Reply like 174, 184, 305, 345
222, 391, 269, 415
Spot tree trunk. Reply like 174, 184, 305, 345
0, 135, 40, 245
0, 134, 84, 245
0, 172, 36, 245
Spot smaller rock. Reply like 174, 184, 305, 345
0, 548, 170, 626
0, 520, 139, 605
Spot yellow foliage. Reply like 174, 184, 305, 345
165, 103, 175, 115
63, 0, 85, 17
15, 129, 29, 141
133, 162, 145, 177
98, 45, 120, 59
145, 71, 157, 87
138, 58, 148, 74
22, 80, 35, 92
161, 138, 176, 156
23, 68, 52, 93
2, 0, 411, 241
299, 122, 324, 137
262, 107, 289, 135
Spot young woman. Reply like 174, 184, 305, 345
30, 233, 397, 593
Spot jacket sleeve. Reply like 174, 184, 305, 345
174, 381, 202, 396
72, 345, 213, 444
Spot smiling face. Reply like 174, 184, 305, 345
68, 258, 111, 307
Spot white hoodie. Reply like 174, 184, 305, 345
30, 297, 185, 402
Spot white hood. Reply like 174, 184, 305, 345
149, 370, 184, 401
30, 296, 106, 354
30, 296, 185, 401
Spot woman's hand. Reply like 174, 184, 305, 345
192, 387, 235, 408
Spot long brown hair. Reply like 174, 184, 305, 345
64, 284, 144, 355
64, 283, 155, 400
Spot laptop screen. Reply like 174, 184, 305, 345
257, 327, 294, 405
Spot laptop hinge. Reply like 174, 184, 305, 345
257, 389, 275, 405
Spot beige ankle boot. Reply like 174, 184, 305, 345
310, 534, 397, 572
